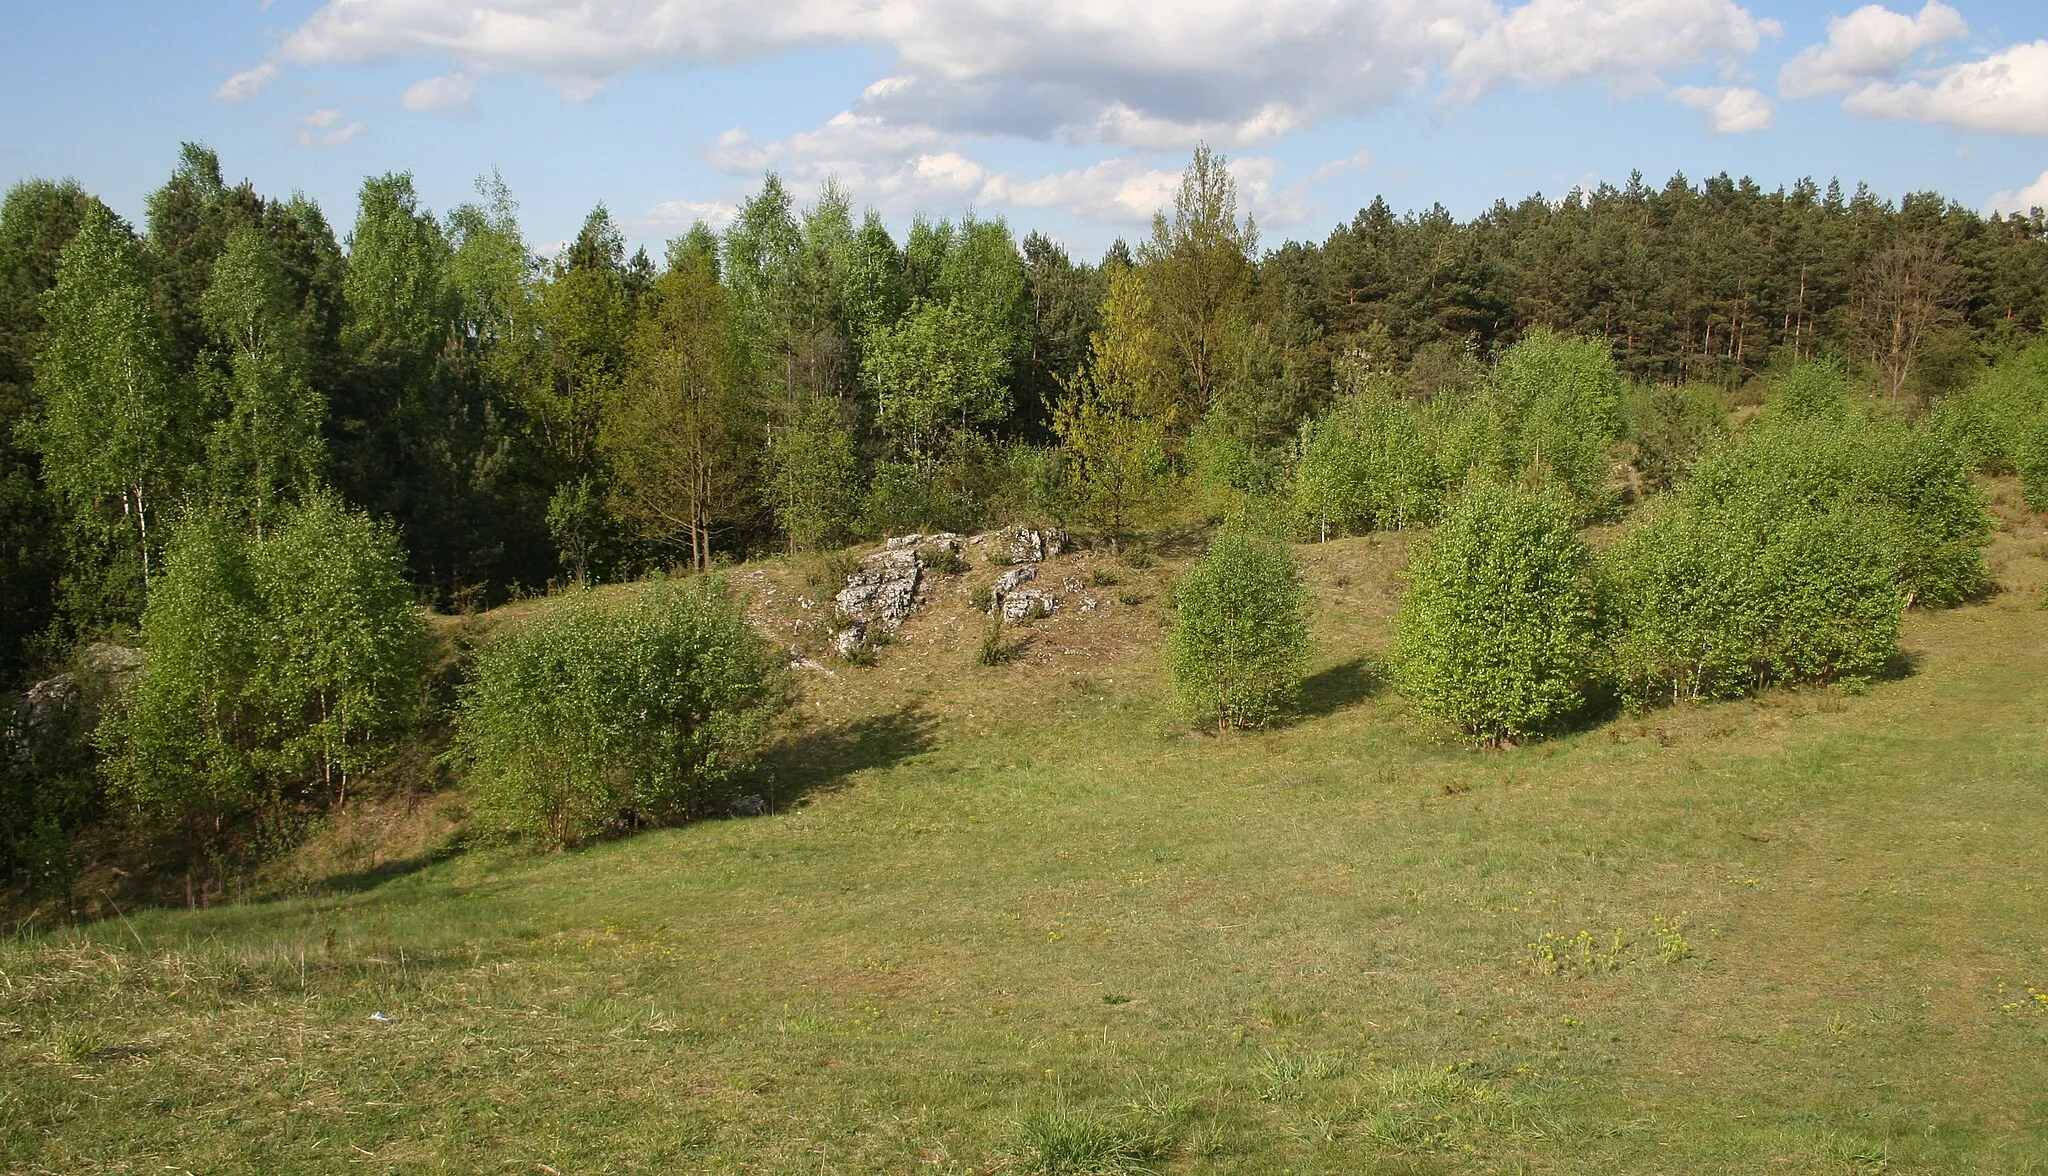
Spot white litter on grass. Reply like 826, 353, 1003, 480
369, 1011, 394, 1023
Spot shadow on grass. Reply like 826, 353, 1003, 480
300, 848, 458, 898
747, 704, 939, 813
1295, 657, 1387, 720
1881, 646, 1924, 683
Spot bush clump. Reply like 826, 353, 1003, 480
1682, 409, 1988, 608
101, 493, 424, 855
1167, 526, 1311, 730
1930, 336, 2048, 479
1604, 498, 1903, 708
454, 579, 789, 848
1393, 477, 1599, 745
1292, 376, 1439, 539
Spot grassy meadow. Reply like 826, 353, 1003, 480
4, 501, 2048, 1174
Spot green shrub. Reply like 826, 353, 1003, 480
1764, 359, 1855, 424
1930, 337, 2048, 475
2019, 412, 2048, 512
1167, 527, 1311, 730
454, 579, 789, 847
1486, 329, 1622, 516
1602, 501, 1757, 708
862, 459, 978, 537
975, 612, 1010, 667
1684, 412, 1989, 608
1621, 381, 1725, 491
1605, 497, 1902, 708
100, 494, 423, 854
1187, 406, 1286, 521
1292, 379, 1439, 538
1393, 477, 1598, 745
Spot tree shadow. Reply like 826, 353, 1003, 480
742, 703, 940, 813
1880, 646, 1924, 683
1295, 656, 1387, 720
297, 847, 459, 898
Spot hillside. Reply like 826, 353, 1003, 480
4, 492, 2048, 1174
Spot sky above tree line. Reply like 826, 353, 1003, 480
4, 0, 2045, 258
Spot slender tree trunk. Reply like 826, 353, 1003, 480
133, 481, 151, 588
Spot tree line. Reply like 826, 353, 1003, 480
2, 141, 2046, 883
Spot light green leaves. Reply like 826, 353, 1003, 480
453, 579, 790, 848
1393, 477, 1598, 745
1168, 527, 1312, 730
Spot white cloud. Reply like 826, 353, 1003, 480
985, 159, 1188, 223
1986, 169, 2048, 215
637, 200, 738, 230
703, 106, 1315, 228
1312, 149, 1375, 181
1778, 2, 1967, 99
214, 62, 278, 101
295, 109, 364, 148
1075, 102, 1304, 151
274, 0, 1780, 141
1842, 40, 2048, 134
400, 73, 477, 114
1446, 0, 1779, 102
1670, 85, 1774, 133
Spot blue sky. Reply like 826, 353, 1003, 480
3, 1, 2045, 261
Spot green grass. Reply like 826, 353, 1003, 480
4, 529, 2048, 1173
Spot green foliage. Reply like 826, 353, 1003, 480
23, 202, 196, 598
1484, 329, 1622, 514
1620, 381, 1725, 491
1684, 412, 1989, 607
1392, 477, 1598, 744
1930, 337, 2048, 476
2019, 412, 2048, 512
340, 173, 452, 381
99, 494, 423, 855
862, 459, 978, 536
1604, 406, 1940, 708
0, 178, 102, 684
1764, 359, 1856, 423
768, 397, 860, 552
1186, 405, 1285, 520
454, 579, 790, 848
864, 297, 1012, 467
1604, 498, 1902, 708
1292, 372, 1439, 538
202, 226, 326, 533
546, 476, 606, 587
1167, 527, 1311, 730
602, 252, 756, 571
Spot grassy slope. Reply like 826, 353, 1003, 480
3, 515, 2047, 1175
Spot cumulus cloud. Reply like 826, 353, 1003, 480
1075, 102, 1304, 151
637, 199, 739, 230
273, 0, 1779, 139
215, 62, 278, 101
1842, 40, 2048, 134
702, 109, 1312, 228
295, 109, 364, 148
1670, 85, 1774, 133
401, 73, 477, 114
1445, 0, 1779, 101
1986, 169, 2048, 216
259, 0, 1794, 226
1778, 1, 1967, 99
